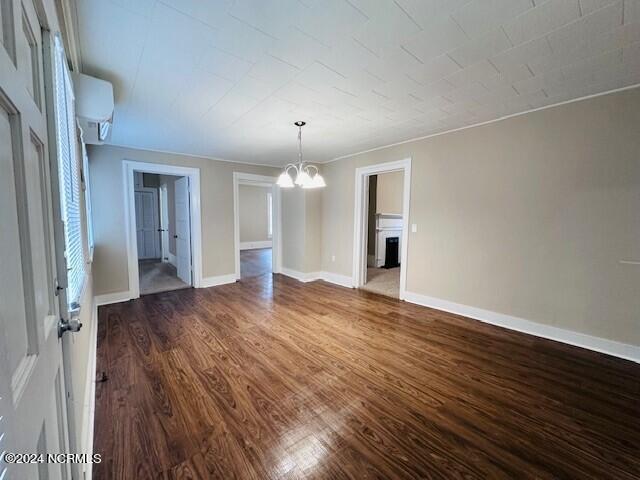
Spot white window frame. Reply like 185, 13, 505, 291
53, 34, 85, 307
81, 143, 94, 261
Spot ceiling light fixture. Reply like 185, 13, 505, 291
277, 121, 326, 189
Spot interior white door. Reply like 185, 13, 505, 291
175, 176, 192, 284
0, 6, 71, 479
159, 184, 169, 262
135, 187, 160, 259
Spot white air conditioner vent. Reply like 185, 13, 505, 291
72, 72, 114, 145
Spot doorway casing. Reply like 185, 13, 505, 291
353, 158, 411, 299
233, 172, 282, 279
123, 160, 203, 299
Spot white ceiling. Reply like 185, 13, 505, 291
76, 0, 640, 166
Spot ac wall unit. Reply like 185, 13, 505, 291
72, 72, 114, 145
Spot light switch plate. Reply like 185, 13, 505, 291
411, 224, 418, 233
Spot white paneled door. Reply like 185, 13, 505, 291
135, 187, 161, 259
159, 184, 170, 262
175, 177, 192, 285
0, 2, 72, 479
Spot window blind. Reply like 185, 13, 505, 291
54, 35, 84, 306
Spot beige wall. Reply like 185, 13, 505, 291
305, 189, 323, 273
376, 171, 404, 214
69, 142, 97, 461
88, 145, 278, 295
281, 188, 323, 273
281, 188, 306, 272
320, 87, 640, 345
367, 176, 377, 255
239, 185, 271, 242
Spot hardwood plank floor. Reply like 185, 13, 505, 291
240, 248, 272, 279
94, 273, 640, 479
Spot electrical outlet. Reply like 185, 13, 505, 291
331, 255, 336, 262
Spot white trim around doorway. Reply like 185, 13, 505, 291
123, 160, 203, 299
353, 158, 411, 300
233, 172, 282, 280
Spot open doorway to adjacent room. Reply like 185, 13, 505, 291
134, 171, 192, 294
362, 172, 404, 297
238, 183, 273, 279
353, 159, 411, 299
124, 160, 203, 299
234, 172, 282, 281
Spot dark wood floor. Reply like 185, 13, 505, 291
94, 272, 640, 479
240, 248, 271, 279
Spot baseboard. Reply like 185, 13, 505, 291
279, 269, 354, 288
94, 291, 131, 306
320, 271, 354, 288
404, 291, 640, 364
200, 273, 237, 288
80, 299, 99, 480
168, 253, 177, 266
240, 240, 272, 250
280, 268, 322, 283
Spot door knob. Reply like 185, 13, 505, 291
58, 302, 83, 338
58, 318, 82, 338
173, 235, 178, 239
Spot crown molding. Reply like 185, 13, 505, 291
100, 84, 640, 169
324, 83, 640, 164
105, 142, 282, 169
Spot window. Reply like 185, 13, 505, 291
267, 191, 273, 238
82, 143, 94, 258
53, 35, 84, 307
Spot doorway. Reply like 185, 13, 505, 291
233, 172, 282, 280
123, 161, 203, 299
353, 159, 411, 300
238, 183, 273, 279
362, 172, 404, 298
133, 172, 191, 295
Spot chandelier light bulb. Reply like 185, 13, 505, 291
295, 169, 312, 187
277, 121, 326, 189
277, 171, 294, 188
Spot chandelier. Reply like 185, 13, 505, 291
277, 121, 326, 189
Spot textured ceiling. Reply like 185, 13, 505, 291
76, 0, 640, 166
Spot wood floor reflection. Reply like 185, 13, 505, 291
93, 274, 640, 479
240, 248, 272, 279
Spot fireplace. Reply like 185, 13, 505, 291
383, 237, 400, 269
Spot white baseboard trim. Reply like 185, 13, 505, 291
168, 252, 177, 266
95, 291, 131, 306
280, 268, 321, 283
280, 269, 354, 288
81, 299, 99, 480
240, 240, 272, 250
320, 271, 354, 288
200, 273, 237, 288
404, 291, 640, 364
